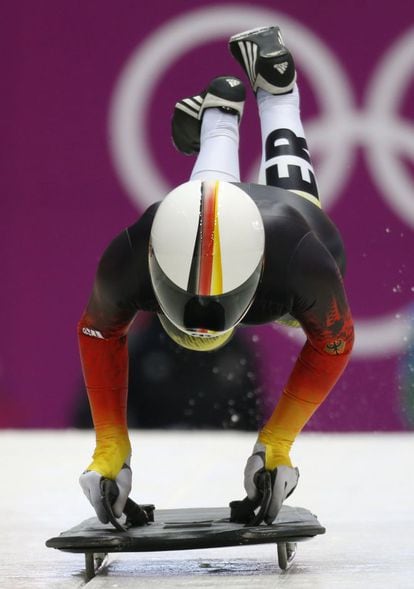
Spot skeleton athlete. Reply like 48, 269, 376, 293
78, 26, 354, 524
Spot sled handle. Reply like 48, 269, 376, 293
100, 478, 155, 532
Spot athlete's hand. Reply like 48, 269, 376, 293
79, 459, 132, 523
243, 441, 299, 522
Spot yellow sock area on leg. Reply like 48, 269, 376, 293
258, 428, 293, 469
86, 426, 131, 479
258, 389, 321, 470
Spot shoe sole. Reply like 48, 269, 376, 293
229, 26, 296, 94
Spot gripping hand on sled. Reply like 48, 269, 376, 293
244, 441, 299, 523
79, 439, 132, 523
79, 463, 132, 523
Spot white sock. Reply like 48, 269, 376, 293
257, 83, 304, 137
190, 108, 240, 182
256, 84, 316, 193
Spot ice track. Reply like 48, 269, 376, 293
0, 431, 413, 588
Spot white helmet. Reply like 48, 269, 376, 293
149, 180, 265, 342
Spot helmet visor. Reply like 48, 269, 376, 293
149, 249, 262, 334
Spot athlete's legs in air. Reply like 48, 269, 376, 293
256, 86, 320, 203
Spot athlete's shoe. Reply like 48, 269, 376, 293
229, 26, 296, 95
171, 76, 246, 155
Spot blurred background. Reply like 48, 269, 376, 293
2, 0, 413, 432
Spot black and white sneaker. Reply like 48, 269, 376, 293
171, 76, 245, 155
229, 26, 296, 95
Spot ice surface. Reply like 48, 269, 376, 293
0, 430, 413, 588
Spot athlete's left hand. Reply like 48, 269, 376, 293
243, 441, 299, 522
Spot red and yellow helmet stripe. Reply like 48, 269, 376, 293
188, 180, 224, 296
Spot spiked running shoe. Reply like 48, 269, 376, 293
229, 26, 296, 95
171, 76, 246, 155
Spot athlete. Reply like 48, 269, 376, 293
78, 27, 354, 524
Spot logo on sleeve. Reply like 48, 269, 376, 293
324, 340, 346, 355
82, 327, 104, 339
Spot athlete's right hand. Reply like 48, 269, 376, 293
79, 433, 132, 523
79, 460, 132, 523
